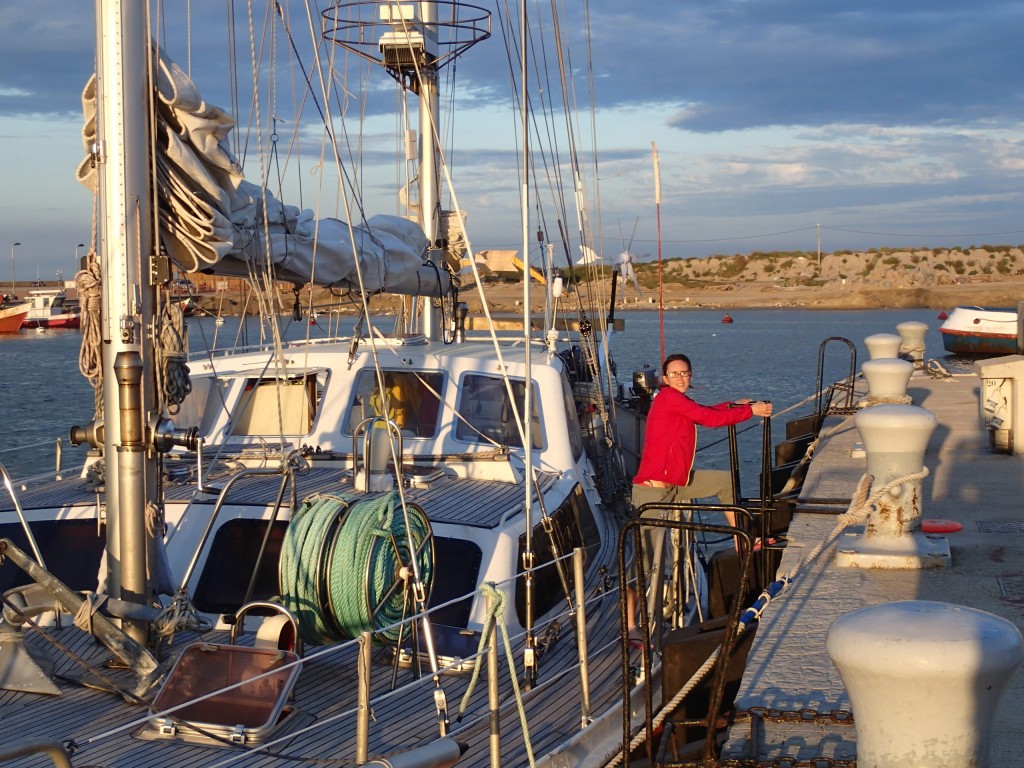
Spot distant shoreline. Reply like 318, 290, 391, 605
175, 280, 1020, 317
458, 279, 1024, 314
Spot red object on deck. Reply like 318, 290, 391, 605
921, 519, 962, 533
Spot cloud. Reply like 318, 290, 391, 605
2, 0, 1023, 272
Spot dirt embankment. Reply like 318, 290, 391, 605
188, 245, 1024, 315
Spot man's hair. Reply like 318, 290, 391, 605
662, 353, 692, 376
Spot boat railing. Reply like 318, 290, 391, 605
0, 436, 81, 487
617, 513, 757, 767
815, 336, 858, 421
186, 330, 446, 363
0, 462, 48, 568
177, 455, 305, 597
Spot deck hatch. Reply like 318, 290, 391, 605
147, 643, 301, 746
997, 577, 1024, 599
976, 520, 1024, 534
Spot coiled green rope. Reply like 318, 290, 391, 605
279, 491, 433, 645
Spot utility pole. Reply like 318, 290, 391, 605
817, 223, 822, 271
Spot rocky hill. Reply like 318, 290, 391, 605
623, 244, 1024, 310
185, 244, 1024, 315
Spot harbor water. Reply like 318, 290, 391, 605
0, 308, 955, 485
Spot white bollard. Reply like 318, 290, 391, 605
896, 320, 928, 369
857, 404, 935, 533
861, 358, 914, 405
837, 404, 949, 567
864, 333, 902, 360
826, 600, 1024, 768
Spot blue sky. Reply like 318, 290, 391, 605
1, 1, 1023, 283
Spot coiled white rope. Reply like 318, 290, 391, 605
73, 593, 108, 636
76, 257, 104, 416
925, 358, 954, 380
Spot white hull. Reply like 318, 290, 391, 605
939, 306, 1017, 355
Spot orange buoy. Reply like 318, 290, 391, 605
721, 313, 734, 324
937, 310, 948, 320
921, 519, 962, 533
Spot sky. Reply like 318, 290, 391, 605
1, 0, 1023, 284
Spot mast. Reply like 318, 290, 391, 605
418, 0, 442, 340
94, 0, 158, 642
324, 3, 489, 337
519, 0, 537, 689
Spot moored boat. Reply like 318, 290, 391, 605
0, 300, 28, 333
0, 3, 842, 766
938, 305, 1017, 355
0, 3, 685, 766
20, 288, 81, 330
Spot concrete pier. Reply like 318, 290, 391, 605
721, 370, 1024, 765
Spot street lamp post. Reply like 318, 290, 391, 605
10, 241, 20, 292
75, 243, 85, 276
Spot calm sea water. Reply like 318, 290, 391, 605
0, 308, 955, 486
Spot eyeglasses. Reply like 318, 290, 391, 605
664, 371, 692, 379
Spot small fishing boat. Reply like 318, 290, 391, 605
0, 300, 29, 333
20, 288, 81, 330
938, 305, 1017, 355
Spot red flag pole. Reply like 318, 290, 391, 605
652, 142, 664, 361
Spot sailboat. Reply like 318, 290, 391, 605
0, 3, 760, 767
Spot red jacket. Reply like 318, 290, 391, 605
633, 387, 753, 487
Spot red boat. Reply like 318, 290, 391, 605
20, 288, 81, 330
0, 300, 29, 333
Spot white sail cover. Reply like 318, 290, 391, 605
77, 50, 449, 296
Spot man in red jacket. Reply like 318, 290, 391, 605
632, 352, 772, 507
628, 352, 772, 640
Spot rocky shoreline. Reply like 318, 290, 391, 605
185, 276, 1024, 317
452, 278, 1024, 314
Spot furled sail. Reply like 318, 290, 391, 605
77, 49, 449, 296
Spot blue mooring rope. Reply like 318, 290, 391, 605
279, 491, 433, 645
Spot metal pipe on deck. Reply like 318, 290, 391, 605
357, 630, 371, 765
114, 351, 148, 644
573, 547, 592, 727
364, 738, 466, 768
487, 588, 501, 768
0, 739, 73, 768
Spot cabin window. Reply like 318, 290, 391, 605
193, 519, 288, 614
0, 521, 105, 593
229, 372, 326, 436
168, 375, 221, 436
427, 536, 482, 628
455, 375, 542, 449
560, 371, 586, 461
514, 484, 599, 625
345, 369, 444, 438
